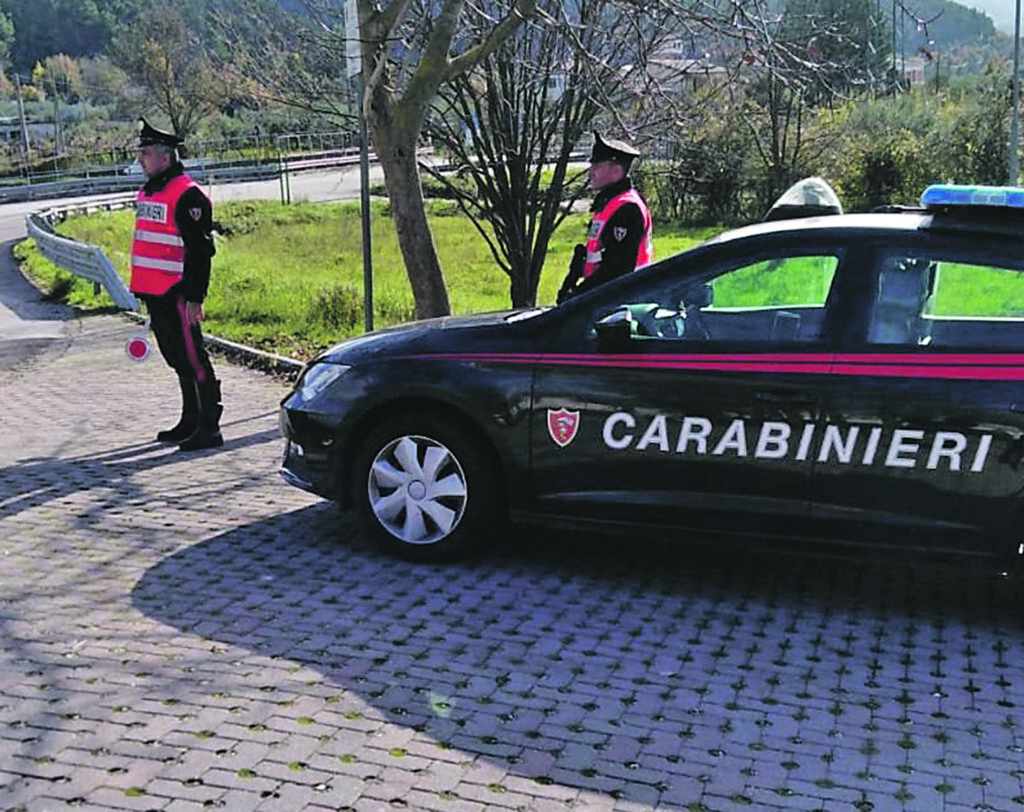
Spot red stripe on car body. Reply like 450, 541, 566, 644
405, 353, 1024, 381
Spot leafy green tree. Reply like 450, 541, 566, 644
3, 0, 110, 71
0, 0, 222, 72
822, 71, 1013, 210
32, 54, 82, 103
78, 56, 131, 107
663, 109, 754, 225
0, 8, 14, 66
943, 78, 1011, 184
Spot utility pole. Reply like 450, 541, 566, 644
53, 86, 62, 155
15, 74, 29, 171
345, 0, 373, 333
892, 0, 897, 79
1011, 0, 1021, 185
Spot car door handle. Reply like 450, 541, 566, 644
755, 391, 793, 403
755, 390, 815, 409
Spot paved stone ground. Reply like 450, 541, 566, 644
3, 273, 1024, 811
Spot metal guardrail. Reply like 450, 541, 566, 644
18, 147, 373, 313
16, 152, 356, 312
26, 199, 306, 375
1, 151, 357, 206
26, 200, 139, 312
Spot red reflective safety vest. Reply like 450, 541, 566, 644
129, 174, 200, 296
583, 188, 653, 277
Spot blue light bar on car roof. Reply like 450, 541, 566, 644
920, 183, 1024, 209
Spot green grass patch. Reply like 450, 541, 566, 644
712, 256, 838, 309
929, 263, 1024, 317
22, 200, 715, 360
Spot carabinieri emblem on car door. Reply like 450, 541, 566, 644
547, 408, 580, 448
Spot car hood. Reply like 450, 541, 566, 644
315, 308, 551, 364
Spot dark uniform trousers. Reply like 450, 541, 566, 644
143, 289, 216, 384
142, 288, 221, 448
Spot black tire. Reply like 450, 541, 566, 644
352, 411, 500, 560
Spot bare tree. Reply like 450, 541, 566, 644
421, 0, 755, 306
422, 5, 596, 308
357, 0, 538, 317
217, 0, 892, 312
215, 0, 357, 125
111, 5, 230, 142
726, 0, 893, 207
219, 0, 537, 319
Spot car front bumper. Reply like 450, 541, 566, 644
279, 406, 343, 502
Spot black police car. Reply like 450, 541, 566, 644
280, 181, 1024, 565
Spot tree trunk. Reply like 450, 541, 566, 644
369, 102, 452, 319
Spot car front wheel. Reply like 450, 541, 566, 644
353, 412, 498, 559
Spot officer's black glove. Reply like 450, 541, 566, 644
557, 244, 586, 304
570, 243, 586, 275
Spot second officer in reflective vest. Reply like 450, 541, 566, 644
557, 132, 653, 303
130, 118, 222, 451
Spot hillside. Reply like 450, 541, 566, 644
962, 0, 1016, 33
0, 0, 1010, 77
894, 0, 997, 47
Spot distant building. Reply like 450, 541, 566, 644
902, 57, 927, 87
0, 117, 55, 146
647, 41, 728, 94
614, 41, 728, 100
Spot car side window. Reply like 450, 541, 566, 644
868, 254, 1024, 350
618, 254, 839, 344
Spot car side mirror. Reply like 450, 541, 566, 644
594, 307, 634, 352
689, 283, 713, 308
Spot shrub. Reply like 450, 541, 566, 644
375, 288, 416, 325
647, 115, 754, 225
822, 74, 1014, 210
309, 283, 362, 331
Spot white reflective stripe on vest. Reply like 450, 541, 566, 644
131, 255, 185, 273
134, 229, 185, 247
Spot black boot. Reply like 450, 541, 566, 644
157, 376, 199, 443
178, 378, 224, 452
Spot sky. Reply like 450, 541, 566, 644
966, 0, 1017, 32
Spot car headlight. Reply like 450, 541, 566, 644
296, 362, 351, 402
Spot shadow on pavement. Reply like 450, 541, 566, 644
0, 427, 283, 523
130, 505, 1024, 807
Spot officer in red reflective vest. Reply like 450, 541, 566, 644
130, 118, 221, 451
557, 132, 653, 303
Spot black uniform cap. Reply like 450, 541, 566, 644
138, 118, 184, 149
590, 131, 640, 168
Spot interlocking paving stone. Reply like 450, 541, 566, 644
5, 308, 1024, 811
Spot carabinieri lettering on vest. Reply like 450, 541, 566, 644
136, 201, 169, 222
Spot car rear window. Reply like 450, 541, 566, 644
867, 253, 1024, 349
